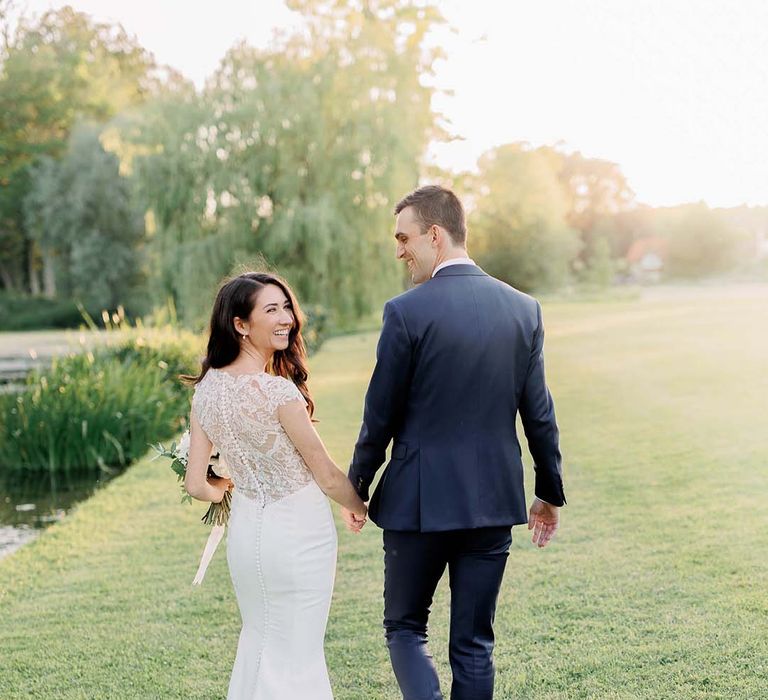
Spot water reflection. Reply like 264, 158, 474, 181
0, 468, 121, 559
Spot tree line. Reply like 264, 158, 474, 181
1, 1, 762, 330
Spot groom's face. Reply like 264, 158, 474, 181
395, 206, 436, 284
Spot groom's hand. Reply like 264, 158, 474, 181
341, 506, 367, 534
528, 498, 559, 548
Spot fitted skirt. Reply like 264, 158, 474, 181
226, 480, 338, 700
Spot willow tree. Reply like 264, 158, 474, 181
126, 0, 444, 326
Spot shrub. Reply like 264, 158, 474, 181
0, 292, 99, 331
0, 329, 201, 475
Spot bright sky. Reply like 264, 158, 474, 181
13, 0, 768, 207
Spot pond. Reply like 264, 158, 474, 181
0, 469, 121, 560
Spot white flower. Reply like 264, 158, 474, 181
176, 430, 191, 461
209, 450, 231, 479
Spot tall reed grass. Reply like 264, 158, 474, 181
0, 330, 201, 475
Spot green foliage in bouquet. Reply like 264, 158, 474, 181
154, 437, 193, 505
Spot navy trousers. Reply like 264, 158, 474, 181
383, 527, 512, 700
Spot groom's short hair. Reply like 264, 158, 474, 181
395, 186, 467, 245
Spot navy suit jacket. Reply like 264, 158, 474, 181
348, 264, 566, 532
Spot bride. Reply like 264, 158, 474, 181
183, 271, 367, 699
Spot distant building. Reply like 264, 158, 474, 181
626, 237, 667, 282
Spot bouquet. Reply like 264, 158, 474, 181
154, 430, 232, 526
153, 430, 233, 584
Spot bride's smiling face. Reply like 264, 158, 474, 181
234, 284, 294, 354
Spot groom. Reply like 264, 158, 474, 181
343, 185, 566, 700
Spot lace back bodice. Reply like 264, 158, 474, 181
192, 369, 313, 505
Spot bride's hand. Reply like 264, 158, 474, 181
207, 476, 234, 501
342, 505, 368, 534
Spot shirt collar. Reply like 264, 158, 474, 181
432, 257, 477, 278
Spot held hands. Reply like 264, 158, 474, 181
528, 497, 559, 548
341, 505, 368, 534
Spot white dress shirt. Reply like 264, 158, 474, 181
431, 257, 476, 277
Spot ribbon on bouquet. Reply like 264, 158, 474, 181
192, 524, 226, 585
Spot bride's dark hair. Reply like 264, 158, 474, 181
184, 271, 314, 416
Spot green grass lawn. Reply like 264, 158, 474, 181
2, 284, 767, 699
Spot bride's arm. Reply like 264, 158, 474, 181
185, 412, 229, 503
279, 399, 367, 519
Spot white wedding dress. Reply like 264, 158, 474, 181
192, 369, 337, 700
